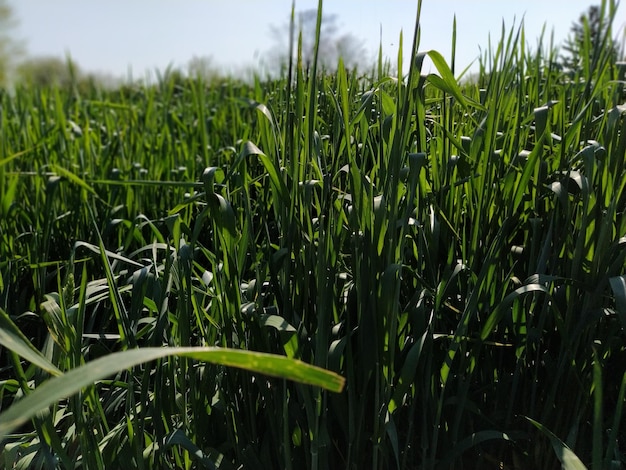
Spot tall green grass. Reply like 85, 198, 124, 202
1, 0, 626, 468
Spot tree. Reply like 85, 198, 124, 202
187, 55, 221, 81
268, 9, 368, 72
0, 0, 24, 86
16, 56, 81, 88
561, 3, 621, 72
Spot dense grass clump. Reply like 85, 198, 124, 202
1, 1, 626, 468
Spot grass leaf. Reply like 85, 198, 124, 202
524, 417, 588, 470
0, 346, 345, 441
0, 308, 62, 377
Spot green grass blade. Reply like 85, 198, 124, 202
0, 147, 34, 168
49, 163, 98, 198
0, 308, 62, 376
0, 346, 345, 441
524, 417, 587, 470
604, 372, 626, 468
592, 352, 603, 470
480, 284, 549, 341
424, 49, 485, 111
608, 275, 626, 332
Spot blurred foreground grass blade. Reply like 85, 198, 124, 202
0, 346, 345, 441
2, 1, 626, 466
524, 417, 587, 470
0, 307, 62, 376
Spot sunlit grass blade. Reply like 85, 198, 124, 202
422, 49, 485, 111
524, 417, 587, 470
1, 1, 625, 466
0, 346, 345, 441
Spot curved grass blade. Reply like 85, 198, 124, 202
524, 417, 587, 470
0, 147, 34, 168
422, 49, 485, 111
49, 163, 97, 197
0, 346, 345, 441
480, 284, 549, 341
0, 308, 62, 377
238, 141, 288, 201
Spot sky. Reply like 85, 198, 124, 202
11, 1, 626, 80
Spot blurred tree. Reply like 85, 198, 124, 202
561, 3, 621, 72
187, 55, 221, 81
0, 0, 24, 86
268, 9, 368, 72
16, 56, 81, 88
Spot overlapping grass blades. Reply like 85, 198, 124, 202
1, 0, 626, 468
0, 328, 345, 440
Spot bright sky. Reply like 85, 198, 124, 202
12, 1, 626, 80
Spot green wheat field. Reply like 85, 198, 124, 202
1, 1, 626, 468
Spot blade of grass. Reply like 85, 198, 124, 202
524, 417, 587, 470
0, 308, 62, 376
0, 346, 345, 441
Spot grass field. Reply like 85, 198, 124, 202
1, 1, 626, 468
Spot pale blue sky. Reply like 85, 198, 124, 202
12, 1, 626, 79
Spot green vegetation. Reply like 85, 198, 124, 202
1, 0, 626, 468
0, 0, 23, 86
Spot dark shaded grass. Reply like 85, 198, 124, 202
1, 0, 626, 468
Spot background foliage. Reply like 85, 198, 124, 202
1, 1, 626, 469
